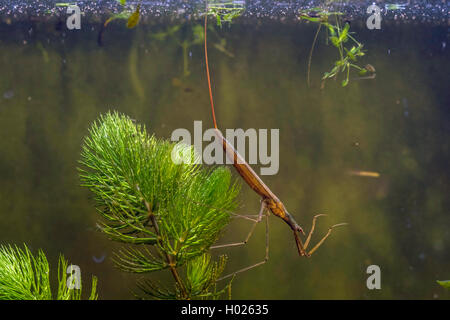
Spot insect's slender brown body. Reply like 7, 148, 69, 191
213, 129, 308, 256
203, 7, 344, 264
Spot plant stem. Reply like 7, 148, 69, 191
349, 63, 364, 71
182, 41, 190, 77
145, 201, 188, 299
307, 23, 322, 88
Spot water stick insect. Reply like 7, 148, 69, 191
203, 7, 347, 280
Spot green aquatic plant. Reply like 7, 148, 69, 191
55, 3, 76, 7
385, 3, 407, 11
299, 7, 374, 87
151, 23, 234, 78
103, 10, 132, 28
79, 112, 240, 299
103, 0, 141, 30
151, 24, 203, 78
126, 3, 141, 29
0, 244, 98, 300
138, 254, 231, 299
207, 0, 245, 28
437, 280, 450, 289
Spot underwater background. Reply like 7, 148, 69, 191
0, 0, 449, 299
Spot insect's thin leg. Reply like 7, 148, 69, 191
304, 214, 327, 250
211, 201, 266, 249
217, 210, 269, 281
229, 213, 260, 222
307, 223, 348, 256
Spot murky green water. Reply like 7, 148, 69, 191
0, 11, 449, 299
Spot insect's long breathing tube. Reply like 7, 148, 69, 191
204, 3, 218, 130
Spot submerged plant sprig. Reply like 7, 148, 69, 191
0, 244, 97, 300
150, 23, 234, 78
79, 112, 240, 299
321, 22, 367, 86
103, 0, 141, 29
437, 280, 450, 290
137, 253, 232, 300
299, 7, 374, 87
207, 1, 245, 28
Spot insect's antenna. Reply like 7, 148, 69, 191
204, 1, 218, 130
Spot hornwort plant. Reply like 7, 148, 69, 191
0, 244, 98, 300
79, 112, 240, 299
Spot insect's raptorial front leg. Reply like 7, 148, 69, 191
303, 214, 347, 256
303, 214, 327, 249
217, 208, 269, 281
210, 200, 266, 249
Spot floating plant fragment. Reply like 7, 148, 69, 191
437, 280, 450, 289
207, 0, 245, 28
126, 4, 141, 29
55, 3, 75, 7
348, 170, 380, 178
385, 3, 407, 11
103, 11, 132, 27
